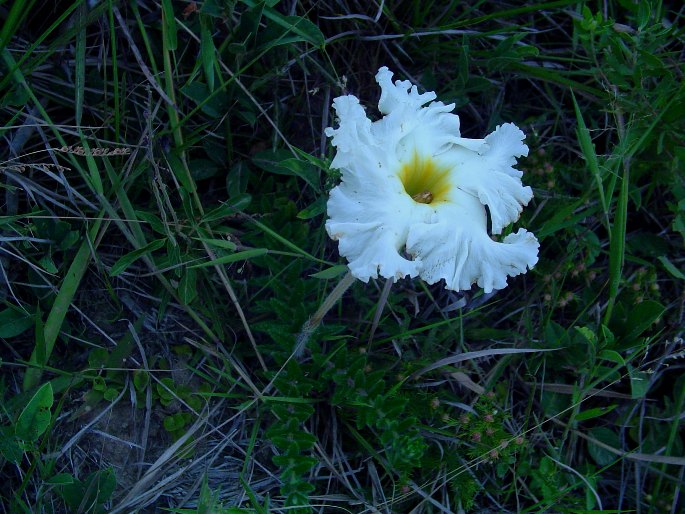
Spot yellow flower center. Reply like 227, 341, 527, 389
398, 151, 452, 205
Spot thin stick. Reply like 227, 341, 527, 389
293, 271, 356, 357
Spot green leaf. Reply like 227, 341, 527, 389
200, 15, 215, 91
599, 349, 625, 366
297, 196, 326, 219
587, 427, 619, 467
180, 82, 229, 118
628, 366, 651, 399
575, 326, 597, 346
190, 248, 268, 268
109, 238, 166, 277
161, 0, 177, 50
178, 267, 198, 304
252, 149, 319, 189
45, 473, 75, 485
658, 255, 685, 280
310, 265, 349, 279
572, 91, 607, 218
0, 308, 33, 338
61, 468, 117, 509
240, 1, 324, 47
165, 151, 196, 193
133, 370, 149, 391
623, 300, 665, 343
205, 196, 252, 224
575, 404, 617, 421
16, 382, 53, 442
194, 237, 237, 251
74, 4, 86, 126
24, 219, 103, 391
0, 426, 22, 463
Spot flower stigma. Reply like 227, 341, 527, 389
399, 151, 452, 205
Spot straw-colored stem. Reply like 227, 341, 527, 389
293, 271, 356, 357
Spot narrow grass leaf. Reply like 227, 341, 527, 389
249, 218, 324, 263
241, 0, 324, 47
414, 348, 557, 378
658, 255, 685, 280
200, 15, 215, 91
74, 3, 86, 126
24, 219, 103, 391
606, 160, 628, 322
161, 0, 178, 50
190, 248, 268, 268
0, 0, 38, 52
110, 238, 167, 277
572, 91, 607, 219
178, 267, 198, 304
194, 237, 237, 251
575, 405, 617, 422
310, 265, 349, 279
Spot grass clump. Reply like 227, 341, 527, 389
1, 1, 684, 512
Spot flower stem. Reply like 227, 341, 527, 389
294, 271, 356, 357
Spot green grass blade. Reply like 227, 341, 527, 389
74, 2, 86, 126
23, 217, 104, 391
572, 91, 607, 222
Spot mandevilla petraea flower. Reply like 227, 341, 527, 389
325, 67, 539, 293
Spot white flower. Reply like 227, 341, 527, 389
325, 67, 539, 293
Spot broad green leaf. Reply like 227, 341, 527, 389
110, 238, 166, 277
180, 82, 229, 118
0, 426, 22, 463
16, 382, 53, 442
587, 427, 620, 467
133, 370, 149, 391
45, 473, 75, 485
623, 300, 665, 343
628, 366, 651, 399
0, 308, 33, 338
599, 349, 625, 366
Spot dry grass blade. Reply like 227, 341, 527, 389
413, 347, 557, 378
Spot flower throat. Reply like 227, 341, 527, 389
399, 151, 452, 205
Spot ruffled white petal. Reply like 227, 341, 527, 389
406, 203, 539, 293
376, 66, 436, 115
483, 122, 529, 179
441, 123, 532, 234
373, 67, 487, 161
325, 96, 378, 171
325, 154, 424, 282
